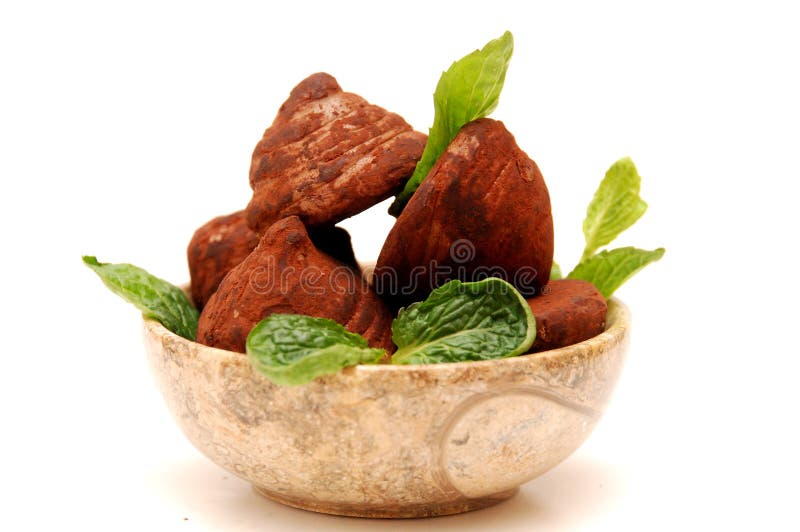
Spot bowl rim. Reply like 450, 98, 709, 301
143, 296, 629, 376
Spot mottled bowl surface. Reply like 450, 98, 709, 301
143, 299, 630, 518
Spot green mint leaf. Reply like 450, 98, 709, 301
550, 261, 563, 280
82, 256, 199, 340
246, 314, 385, 386
389, 31, 514, 216
391, 277, 535, 365
581, 157, 648, 261
568, 247, 665, 299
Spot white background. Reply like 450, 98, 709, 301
2, 1, 799, 530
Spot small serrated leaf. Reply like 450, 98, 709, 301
568, 247, 665, 299
246, 314, 385, 386
582, 157, 648, 260
391, 277, 535, 365
83, 255, 199, 339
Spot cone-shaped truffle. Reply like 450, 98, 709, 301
375, 118, 554, 307
197, 216, 394, 354
188, 211, 360, 310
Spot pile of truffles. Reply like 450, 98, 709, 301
189, 73, 607, 355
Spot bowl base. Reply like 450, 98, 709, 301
252, 485, 518, 518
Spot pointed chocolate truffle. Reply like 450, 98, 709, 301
197, 216, 393, 354
375, 118, 554, 307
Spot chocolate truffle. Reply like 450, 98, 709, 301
246, 72, 426, 232
197, 216, 394, 354
375, 118, 554, 307
187, 210, 259, 310
527, 279, 607, 352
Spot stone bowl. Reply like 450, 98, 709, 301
142, 298, 630, 518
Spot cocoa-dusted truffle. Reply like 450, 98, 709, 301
246, 73, 427, 233
196, 216, 394, 354
187, 210, 259, 310
527, 279, 607, 352
188, 210, 360, 310
374, 118, 554, 307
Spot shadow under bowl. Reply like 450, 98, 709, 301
142, 298, 630, 518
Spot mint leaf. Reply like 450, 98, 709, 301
246, 315, 385, 386
568, 247, 665, 299
391, 278, 535, 365
581, 157, 648, 261
83, 256, 198, 340
247, 280, 536, 381
388, 31, 514, 216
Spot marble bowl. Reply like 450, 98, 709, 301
142, 298, 630, 518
